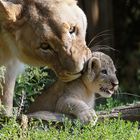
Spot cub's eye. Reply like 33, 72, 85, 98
101, 69, 108, 75
69, 26, 76, 34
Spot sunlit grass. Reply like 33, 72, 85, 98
0, 117, 140, 140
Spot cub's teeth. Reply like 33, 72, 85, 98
108, 90, 114, 94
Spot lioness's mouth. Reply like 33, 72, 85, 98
66, 71, 83, 76
60, 71, 81, 82
81, 60, 88, 75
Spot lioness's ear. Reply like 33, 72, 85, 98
88, 57, 101, 74
0, 0, 22, 22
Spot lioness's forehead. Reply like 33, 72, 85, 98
26, 0, 86, 26
25, 0, 86, 39
27, 0, 82, 22
34, 0, 76, 5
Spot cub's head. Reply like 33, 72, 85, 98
82, 52, 119, 98
0, 0, 91, 81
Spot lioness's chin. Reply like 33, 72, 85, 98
60, 72, 82, 82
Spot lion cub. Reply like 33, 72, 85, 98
28, 52, 119, 123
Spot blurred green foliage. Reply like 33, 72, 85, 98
14, 66, 56, 113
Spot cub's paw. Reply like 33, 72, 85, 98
77, 109, 98, 125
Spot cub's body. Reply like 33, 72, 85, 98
29, 52, 119, 123
29, 79, 95, 113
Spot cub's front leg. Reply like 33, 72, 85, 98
56, 97, 98, 125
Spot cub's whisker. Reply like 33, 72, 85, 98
117, 92, 140, 98
95, 96, 105, 100
113, 89, 119, 95
95, 93, 140, 101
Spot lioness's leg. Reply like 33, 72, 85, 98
56, 97, 98, 124
1, 59, 24, 116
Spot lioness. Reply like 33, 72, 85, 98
0, 0, 91, 115
28, 52, 119, 123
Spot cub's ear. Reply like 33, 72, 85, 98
88, 57, 101, 74
0, 0, 22, 22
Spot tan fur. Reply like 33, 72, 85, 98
28, 52, 119, 124
0, 0, 92, 115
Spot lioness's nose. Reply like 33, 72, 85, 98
60, 44, 92, 73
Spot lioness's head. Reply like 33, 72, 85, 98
82, 52, 119, 98
0, 0, 91, 81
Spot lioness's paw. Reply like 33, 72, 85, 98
77, 109, 98, 125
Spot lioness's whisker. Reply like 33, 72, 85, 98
95, 29, 111, 34
93, 36, 112, 46
90, 29, 112, 38
88, 33, 112, 47
91, 45, 117, 52
95, 44, 112, 48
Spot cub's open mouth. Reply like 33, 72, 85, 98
107, 89, 114, 94
100, 87, 114, 95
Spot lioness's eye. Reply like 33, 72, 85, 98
101, 69, 108, 75
69, 26, 76, 34
40, 43, 49, 50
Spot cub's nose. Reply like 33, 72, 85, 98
111, 82, 119, 90
111, 82, 118, 87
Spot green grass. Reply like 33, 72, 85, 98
0, 117, 140, 140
